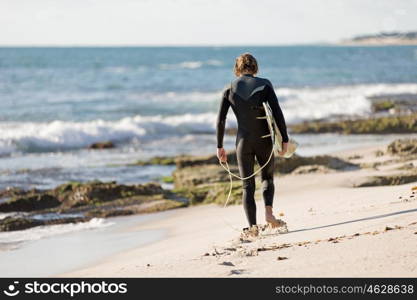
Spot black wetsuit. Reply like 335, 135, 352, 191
216, 74, 288, 226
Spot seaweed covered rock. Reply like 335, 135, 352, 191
371, 100, 395, 113
173, 163, 242, 205
0, 216, 43, 231
174, 181, 243, 206
0, 192, 60, 212
53, 181, 164, 208
173, 165, 231, 188
369, 93, 417, 114
289, 113, 417, 134
0, 181, 168, 213
85, 199, 186, 218
0, 215, 90, 232
134, 156, 177, 166
0, 187, 37, 199
387, 139, 417, 156
175, 152, 238, 169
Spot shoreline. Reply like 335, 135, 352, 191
0, 211, 177, 277
59, 141, 417, 277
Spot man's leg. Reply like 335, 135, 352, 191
236, 139, 257, 226
255, 139, 283, 226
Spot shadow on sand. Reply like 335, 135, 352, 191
290, 208, 417, 234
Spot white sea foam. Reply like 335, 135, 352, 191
127, 90, 220, 103
0, 141, 16, 156
279, 83, 417, 123
159, 59, 223, 70
206, 59, 223, 66
0, 83, 415, 154
0, 218, 113, 244
0, 113, 222, 154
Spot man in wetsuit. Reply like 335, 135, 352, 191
216, 53, 288, 227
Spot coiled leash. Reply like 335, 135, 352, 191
217, 103, 280, 232
220, 149, 274, 207
218, 156, 275, 233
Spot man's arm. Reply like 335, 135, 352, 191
216, 88, 231, 148
264, 81, 289, 143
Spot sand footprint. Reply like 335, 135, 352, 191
229, 269, 247, 275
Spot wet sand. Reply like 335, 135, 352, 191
0, 211, 175, 277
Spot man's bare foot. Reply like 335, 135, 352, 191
266, 216, 287, 228
265, 206, 286, 228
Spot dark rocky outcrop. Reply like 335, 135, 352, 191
0, 215, 90, 232
0, 187, 36, 199
51, 181, 164, 208
88, 141, 115, 149
0, 181, 186, 232
0, 192, 60, 213
85, 199, 184, 218
0, 181, 168, 213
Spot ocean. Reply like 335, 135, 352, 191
0, 46, 417, 191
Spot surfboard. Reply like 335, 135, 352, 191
262, 102, 298, 158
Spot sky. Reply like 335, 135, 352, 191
1, 0, 416, 46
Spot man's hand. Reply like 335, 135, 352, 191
278, 142, 288, 156
217, 147, 227, 163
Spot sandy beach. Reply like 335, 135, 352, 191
60, 142, 417, 277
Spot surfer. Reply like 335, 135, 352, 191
216, 53, 289, 228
